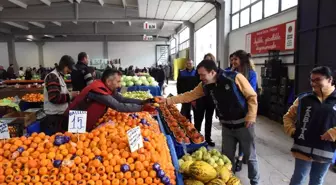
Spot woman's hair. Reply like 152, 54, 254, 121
310, 66, 335, 85
203, 53, 216, 62
232, 50, 255, 79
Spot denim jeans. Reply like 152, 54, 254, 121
221, 124, 260, 185
289, 158, 330, 185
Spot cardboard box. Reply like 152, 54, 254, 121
3, 112, 36, 127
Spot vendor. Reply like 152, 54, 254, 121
64, 68, 156, 132
42, 55, 79, 135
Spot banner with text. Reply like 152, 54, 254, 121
246, 20, 296, 55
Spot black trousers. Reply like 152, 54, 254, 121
40, 114, 65, 136
180, 103, 196, 122
194, 97, 215, 140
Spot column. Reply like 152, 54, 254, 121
186, 22, 195, 60
36, 42, 45, 66
216, 0, 231, 68
103, 36, 108, 58
7, 37, 18, 71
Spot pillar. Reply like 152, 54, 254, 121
186, 22, 195, 61
216, 0, 231, 68
7, 37, 18, 71
36, 42, 45, 66
103, 36, 108, 58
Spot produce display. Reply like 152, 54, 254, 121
0, 108, 177, 185
121, 76, 158, 87
1, 97, 15, 102
122, 91, 153, 100
179, 147, 241, 185
21, 93, 44, 102
159, 104, 205, 144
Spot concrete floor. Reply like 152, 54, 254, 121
164, 81, 336, 185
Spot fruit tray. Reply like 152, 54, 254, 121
166, 135, 184, 185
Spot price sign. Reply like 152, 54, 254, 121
0, 121, 10, 139
127, 126, 143, 152
68, 110, 87, 133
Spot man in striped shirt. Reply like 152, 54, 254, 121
71, 52, 94, 91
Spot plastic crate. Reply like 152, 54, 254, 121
166, 135, 184, 185
26, 121, 40, 134
173, 138, 208, 159
19, 101, 43, 112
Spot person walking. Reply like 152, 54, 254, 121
176, 59, 199, 122
71, 52, 94, 91
158, 60, 259, 185
194, 53, 216, 147
283, 66, 336, 185
0, 66, 7, 80
42, 55, 79, 135
230, 50, 258, 172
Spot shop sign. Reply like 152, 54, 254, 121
143, 34, 153, 41
127, 126, 143, 152
68, 110, 87, 133
143, 22, 157, 30
0, 121, 10, 139
246, 20, 296, 54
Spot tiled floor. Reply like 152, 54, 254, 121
164, 81, 336, 185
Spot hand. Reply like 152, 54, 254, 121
71, 91, 80, 97
321, 132, 334, 142
245, 121, 255, 128
142, 103, 156, 112
191, 101, 196, 108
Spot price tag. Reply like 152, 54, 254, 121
127, 126, 144, 152
0, 120, 10, 139
68, 110, 87, 133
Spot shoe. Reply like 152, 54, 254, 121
206, 140, 215, 147
235, 158, 243, 172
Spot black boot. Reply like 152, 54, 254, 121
235, 158, 243, 172
206, 139, 215, 147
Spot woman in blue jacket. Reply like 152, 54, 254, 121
230, 50, 258, 172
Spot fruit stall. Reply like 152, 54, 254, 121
120, 76, 161, 96
0, 91, 241, 185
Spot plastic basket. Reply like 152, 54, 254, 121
26, 121, 40, 135
166, 135, 184, 185
173, 138, 208, 159
19, 101, 43, 112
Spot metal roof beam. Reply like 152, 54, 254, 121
39, 0, 51, 6
28, 22, 46, 28
68, 0, 74, 3
121, 0, 127, 8
8, 0, 28, 9
3, 21, 29, 30
97, 0, 104, 6
51, 21, 62, 26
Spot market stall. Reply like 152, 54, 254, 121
120, 75, 162, 96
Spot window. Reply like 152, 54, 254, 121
232, 14, 239, 30
232, 0, 240, 13
240, 8, 250, 27
195, 19, 217, 64
231, 0, 297, 30
264, 0, 279, 17
179, 28, 190, 44
179, 40, 189, 51
282, 0, 298, 11
251, 1, 262, 23
170, 38, 176, 54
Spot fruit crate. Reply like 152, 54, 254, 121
19, 101, 43, 112
154, 114, 167, 135
166, 135, 184, 185
0, 117, 25, 137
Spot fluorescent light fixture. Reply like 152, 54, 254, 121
44, 35, 54, 38
27, 35, 33, 39
26, 39, 33, 41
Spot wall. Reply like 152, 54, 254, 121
108, 42, 166, 68
0, 42, 9, 68
15, 42, 39, 69
228, 7, 297, 82
43, 42, 103, 67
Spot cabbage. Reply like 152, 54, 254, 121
132, 76, 139, 82
121, 82, 126, 87
143, 81, 149, 86
150, 81, 158, 86
135, 80, 142, 86
125, 76, 133, 81
140, 76, 147, 81
126, 81, 134, 87
121, 76, 125, 81
147, 77, 155, 83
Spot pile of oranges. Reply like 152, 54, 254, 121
21, 93, 44, 103
0, 108, 176, 185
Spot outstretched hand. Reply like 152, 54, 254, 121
321, 132, 334, 142
142, 103, 156, 112
154, 96, 166, 104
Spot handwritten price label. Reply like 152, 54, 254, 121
127, 126, 143, 152
0, 121, 10, 139
68, 110, 87, 133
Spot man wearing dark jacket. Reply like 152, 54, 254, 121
176, 59, 199, 121
71, 52, 94, 91
65, 69, 155, 131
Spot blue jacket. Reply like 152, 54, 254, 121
177, 68, 199, 94
225, 68, 258, 92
